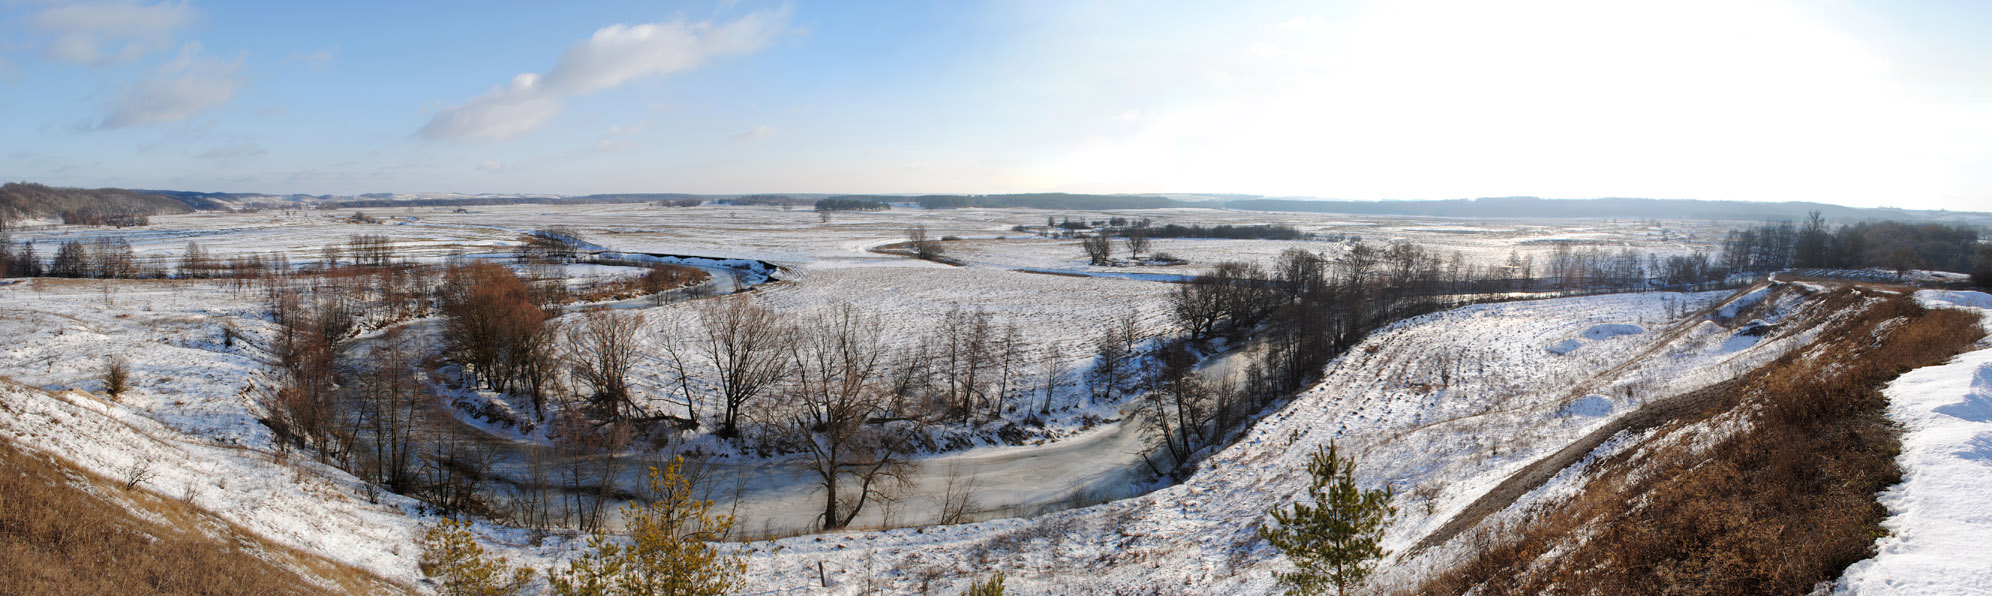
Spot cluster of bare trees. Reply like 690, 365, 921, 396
437, 261, 560, 414
886, 305, 1029, 425
33, 238, 137, 278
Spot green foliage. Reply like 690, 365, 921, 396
419, 517, 534, 596
1258, 442, 1396, 596
963, 572, 1006, 595
548, 456, 745, 596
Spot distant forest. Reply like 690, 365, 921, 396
1224, 196, 1973, 224
822, 193, 1182, 210
0, 183, 193, 227
814, 198, 890, 211
1722, 214, 1985, 276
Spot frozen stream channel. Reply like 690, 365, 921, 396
402, 252, 1205, 538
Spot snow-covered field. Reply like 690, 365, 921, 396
12, 205, 1979, 594
0, 273, 1825, 593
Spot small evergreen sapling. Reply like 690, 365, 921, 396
1258, 442, 1396, 596
419, 517, 534, 596
547, 456, 745, 596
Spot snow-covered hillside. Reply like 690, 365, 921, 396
1836, 290, 1992, 594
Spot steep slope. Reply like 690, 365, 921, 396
1410, 287, 1985, 595
0, 429, 407, 595
0, 182, 197, 221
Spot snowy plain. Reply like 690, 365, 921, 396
8, 205, 1965, 594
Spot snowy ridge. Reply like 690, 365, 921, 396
1836, 290, 1992, 594
726, 286, 1828, 593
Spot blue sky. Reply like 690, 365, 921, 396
2, 0, 1989, 210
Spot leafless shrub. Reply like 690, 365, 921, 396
120, 455, 155, 491
102, 355, 130, 400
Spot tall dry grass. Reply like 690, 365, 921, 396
1413, 288, 1985, 595
0, 434, 408, 595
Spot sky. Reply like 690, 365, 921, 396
2, 0, 1990, 210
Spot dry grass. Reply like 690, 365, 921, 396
0, 434, 411, 596
1413, 287, 1985, 596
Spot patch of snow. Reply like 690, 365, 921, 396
1558, 395, 1614, 417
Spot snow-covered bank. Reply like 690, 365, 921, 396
1837, 290, 1992, 594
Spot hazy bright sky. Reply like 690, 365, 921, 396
3, 0, 1989, 209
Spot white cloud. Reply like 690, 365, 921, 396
733, 124, 776, 142
34, 1, 194, 66
418, 74, 563, 143
595, 122, 645, 152
96, 42, 243, 129
418, 8, 790, 143
476, 160, 510, 172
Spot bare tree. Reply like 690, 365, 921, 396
1274, 247, 1326, 305
354, 327, 423, 491
564, 308, 644, 423
1087, 309, 1145, 404
1170, 270, 1227, 341
992, 322, 1023, 419
781, 303, 911, 530
907, 225, 946, 261
179, 241, 211, 278
1082, 233, 1114, 266
1038, 342, 1068, 415
937, 305, 995, 423
92, 237, 135, 278
1123, 229, 1151, 261
693, 295, 793, 438
657, 316, 704, 425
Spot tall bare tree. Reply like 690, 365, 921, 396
1123, 229, 1151, 261
564, 309, 644, 423
781, 303, 911, 530
693, 295, 793, 438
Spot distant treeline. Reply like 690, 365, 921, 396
825, 193, 1181, 210
716, 194, 813, 207
814, 198, 889, 212
1140, 223, 1306, 240
0, 182, 193, 226
1225, 196, 1970, 224
1722, 214, 1983, 275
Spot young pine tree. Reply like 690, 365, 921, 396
419, 517, 534, 596
963, 572, 1007, 595
1258, 442, 1395, 596
547, 456, 745, 596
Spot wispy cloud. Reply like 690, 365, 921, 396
733, 124, 776, 142
34, 1, 194, 66
595, 122, 645, 152
419, 7, 790, 143
475, 160, 510, 173
197, 142, 266, 160
95, 42, 243, 129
